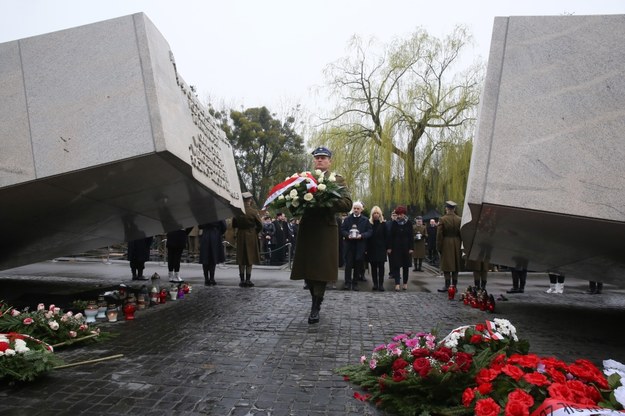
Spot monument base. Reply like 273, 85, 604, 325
463, 203, 625, 286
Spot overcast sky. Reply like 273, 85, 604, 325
2, 0, 624, 116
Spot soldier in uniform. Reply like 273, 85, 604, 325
232, 192, 263, 287
412, 216, 427, 272
436, 201, 462, 292
290, 147, 352, 324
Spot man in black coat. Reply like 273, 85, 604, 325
340, 201, 373, 291
271, 212, 290, 265
426, 218, 438, 266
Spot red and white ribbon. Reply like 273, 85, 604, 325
262, 172, 318, 209
531, 399, 625, 416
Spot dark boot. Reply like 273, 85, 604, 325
308, 296, 322, 324
412, 259, 418, 272
239, 273, 245, 287
586, 281, 596, 294
474, 279, 480, 289
437, 278, 450, 292
595, 282, 603, 294
417, 259, 422, 271
131, 269, 137, 280
245, 274, 254, 287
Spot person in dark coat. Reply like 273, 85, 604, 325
232, 192, 263, 287
426, 218, 438, 266
260, 216, 275, 265
271, 212, 289, 265
385, 211, 398, 280
127, 236, 153, 280
199, 220, 227, 286
387, 205, 414, 291
366, 206, 388, 291
167, 229, 190, 282
341, 201, 373, 291
290, 146, 352, 324
436, 201, 462, 292
465, 258, 490, 290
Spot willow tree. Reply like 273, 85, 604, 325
322, 25, 484, 211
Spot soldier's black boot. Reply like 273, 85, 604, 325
308, 296, 322, 324
417, 259, 422, 271
245, 274, 254, 287
239, 273, 245, 287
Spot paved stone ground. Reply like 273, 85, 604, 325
0, 260, 624, 415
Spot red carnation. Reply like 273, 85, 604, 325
477, 382, 493, 395
462, 387, 475, 407
548, 382, 574, 401
545, 367, 567, 384
502, 364, 525, 381
508, 353, 539, 368
504, 399, 531, 416
454, 352, 473, 372
470, 334, 483, 344
0, 341, 9, 352
508, 389, 534, 407
523, 372, 550, 387
476, 368, 500, 385
475, 324, 486, 332
475, 397, 501, 416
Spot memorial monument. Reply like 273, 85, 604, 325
461, 14, 625, 286
0, 13, 244, 270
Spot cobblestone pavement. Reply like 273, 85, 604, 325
0, 260, 624, 415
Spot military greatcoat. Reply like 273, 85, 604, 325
436, 212, 462, 272
290, 173, 352, 282
412, 223, 428, 259
233, 205, 262, 266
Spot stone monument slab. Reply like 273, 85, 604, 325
0, 13, 244, 270
461, 14, 625, 285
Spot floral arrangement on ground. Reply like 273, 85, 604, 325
0, 300, 110, 383
338, 318, 625, 416
263, 170, 346, 217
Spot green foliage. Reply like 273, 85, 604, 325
219, 106, 307, 205
0, 301, 102, 346
0, 349, 63, 383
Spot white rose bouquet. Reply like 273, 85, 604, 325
263, 170, 346, 217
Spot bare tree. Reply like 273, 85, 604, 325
321, 25, 484, 211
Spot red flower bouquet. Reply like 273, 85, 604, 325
338, 319, 625, 416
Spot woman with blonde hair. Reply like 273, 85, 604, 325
366, 205, 388, 291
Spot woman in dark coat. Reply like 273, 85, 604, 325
199, 220, 227, 286
366, 206, 388, 291
387, 206, 414, 291
128, 236, 153, 280
167, 228, 189, 282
